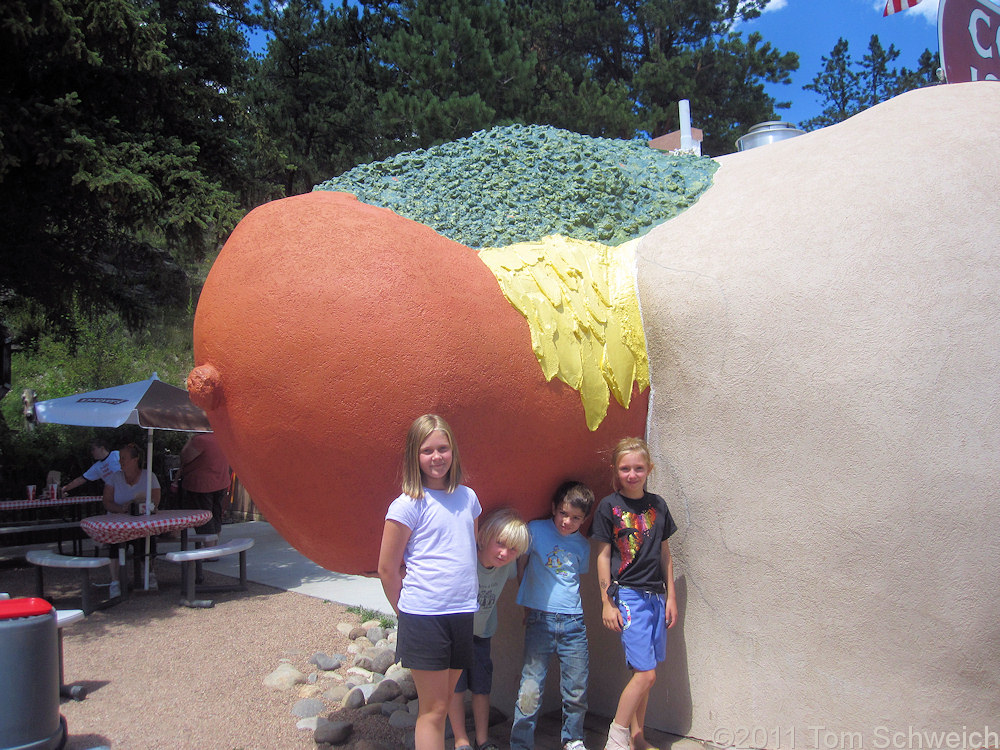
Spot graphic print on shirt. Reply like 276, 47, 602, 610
613, 506, 656, 577
545, 545, 577, 579
479, 584, 498, 611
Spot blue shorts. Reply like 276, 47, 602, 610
396, 611, 474, 671
616, 587, 667, 672
454, 635, 493, 695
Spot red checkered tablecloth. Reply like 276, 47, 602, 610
0, 495, 103, 512
80, 509, 212, 545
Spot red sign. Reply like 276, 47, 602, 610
940, 0, 1000, 81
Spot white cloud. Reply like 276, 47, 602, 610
737, 0, 787, 20
911, 0, 940, 22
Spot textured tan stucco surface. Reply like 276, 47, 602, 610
631, 82, 999, 745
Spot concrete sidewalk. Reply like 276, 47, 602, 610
199, 520, 394, 613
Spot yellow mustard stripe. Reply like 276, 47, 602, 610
479, 235, 650, 431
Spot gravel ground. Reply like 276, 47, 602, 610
1, 555, 684, 750
0, 556, 403, 749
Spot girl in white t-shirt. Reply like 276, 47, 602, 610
378, 414, 482, 750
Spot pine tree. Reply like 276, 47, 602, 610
510, 0, 798, 150
802, 38, 860, 131
636, 29, 798, 154
248, 0, 386, 196
896, 49, 941, 94
0, 0, 247, 331
373, 0, 537, 150
859, 34, 902, 108
803, 35, 940, 131
508, 0, 640, 137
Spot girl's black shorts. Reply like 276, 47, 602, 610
396, 611, 474, 671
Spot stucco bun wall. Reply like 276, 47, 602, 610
637, 82, 999, 743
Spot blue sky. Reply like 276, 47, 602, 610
739, 0, 941, 127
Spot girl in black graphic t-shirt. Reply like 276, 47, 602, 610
592, 438, 677, 750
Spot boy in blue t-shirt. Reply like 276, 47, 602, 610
510, 481, 596, 750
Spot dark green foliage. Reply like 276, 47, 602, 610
860, 34, 903, 108
636, 29, 799, 154
802, 37, 859, 130
506, 0, 642, 138
505, 0, 797, 151
248, 0, 388, 195
803, 35, 940, 131
0, 0, 248, 333
0, 308, 195, 496
316, 124, 718, 248
895, 48, 941, 94
372, 0, 537, 150
353, 0, 799, 153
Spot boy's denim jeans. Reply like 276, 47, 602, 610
510, 609, 589, 749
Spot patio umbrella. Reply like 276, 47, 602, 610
33, 373, 211, 587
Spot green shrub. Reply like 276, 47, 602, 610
0, 307, 195, 496
346, 605, 397, 630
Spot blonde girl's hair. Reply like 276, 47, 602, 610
478, 508, 531, 556
611, 437, 654, 491
401, 414, 464, 499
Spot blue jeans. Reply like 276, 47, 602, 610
510, 610, 589, 749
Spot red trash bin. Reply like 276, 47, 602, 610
0, 597, 67, 750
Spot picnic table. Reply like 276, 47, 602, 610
79, 509, 211, 546
80, 509, 212, 591
0, 495, 104, 554
1, 495, 101, 512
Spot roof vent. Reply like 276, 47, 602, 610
736, 121, 805, 151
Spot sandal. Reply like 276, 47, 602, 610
475, 742, 501, 750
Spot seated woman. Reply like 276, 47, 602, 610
102, 442, 162, 594
103, 442, 160, 513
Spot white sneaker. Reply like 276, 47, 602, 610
109, 580, 121, 598
564, 742, 589, 750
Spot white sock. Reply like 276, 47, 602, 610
605, 722, 630, 750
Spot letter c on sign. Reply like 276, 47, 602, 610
969, 9, 994, 58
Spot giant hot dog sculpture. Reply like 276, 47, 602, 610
189, 83, 1000, 741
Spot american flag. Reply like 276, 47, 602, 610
883, 0, 923, 15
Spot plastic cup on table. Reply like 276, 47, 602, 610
47, 483, 59, 500
26, 485, 36, 501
